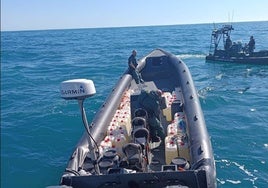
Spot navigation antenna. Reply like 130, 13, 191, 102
60, 79, 100, 173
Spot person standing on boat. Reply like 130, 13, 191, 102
225, 36, 232, 51
248, 36, 255, 54
138, 89, 165, 143
128, 50, 144, 84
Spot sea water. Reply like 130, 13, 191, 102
1, 21, 268, 188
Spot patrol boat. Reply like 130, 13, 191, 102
205, 24, 268, 64
59, 49, 216, 188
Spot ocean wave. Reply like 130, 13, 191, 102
218, 159, 258, 186
176, 54, 206, 59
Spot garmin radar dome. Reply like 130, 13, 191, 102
60, 79, 96, 100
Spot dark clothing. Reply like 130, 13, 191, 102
138, 90, 161, 118
225, 37, 232, 50
138, 90, 165, 140
248, 38, 255, 54
128, 54, 138, 71
128, 54, 143, 84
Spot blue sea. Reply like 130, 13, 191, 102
1, 21, 268, 188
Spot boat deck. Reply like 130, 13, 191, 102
129, 79, 183, 172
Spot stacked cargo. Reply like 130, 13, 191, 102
162, 92, 174, 122
164, 89, 190, 165
99, 90, 133, 157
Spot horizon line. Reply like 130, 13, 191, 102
1, 20, 267, 33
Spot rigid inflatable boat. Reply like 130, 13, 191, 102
59, 49, 216, 188
206, 24, 268, 64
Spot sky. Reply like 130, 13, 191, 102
1, 0, 268, 31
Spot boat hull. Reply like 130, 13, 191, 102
206, 50, 268, 65
60, 49, 216, 188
